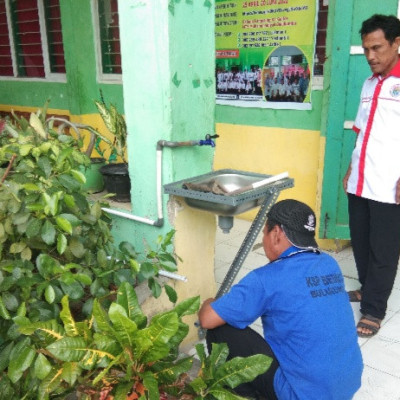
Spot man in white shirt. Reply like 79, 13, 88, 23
343, 14, 400, 338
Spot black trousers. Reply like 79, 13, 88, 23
348, 194, 400, 319
206, 324, 279, 400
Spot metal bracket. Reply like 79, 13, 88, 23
198, 189, 280, 339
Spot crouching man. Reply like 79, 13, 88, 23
199, 200, 363, 399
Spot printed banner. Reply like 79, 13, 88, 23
215, 0, 318, 110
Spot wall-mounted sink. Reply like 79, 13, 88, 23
164, 169, 294, 216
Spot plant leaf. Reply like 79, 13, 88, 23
140, 262, 156, 279
46, 336, 87, 361
57, 233, 67, 254
213, 354, 272, 390
142, 371, 160, 400
0, 297, 11, 319
34, 353, 52, 380
148, 278, 162, 298
41, 220, 56, 245
114, 382, 134, 400
30, 112, 47, 138
108, 302, 137, 347
139, 312, 179, 363
60, 296, 79, 336
45, 284, 56, 304
0, 342, 14, 372
151, 356, 193, 384
16, 319, 64, 342
189, 376, 207, 393
208, 387, 245, 399
116, 282, 147, 328
68, 236, 85, 258
36, 254, 62, 279
211, 342, 230, 370
38, 156, 52, 178
92, 299, 114, 336
2, 292, 18, 311
60, 361, 81, 386
164, 284, 177, 303
8, 337, 36, 383
173, 296, 200, 318
37, 368, 63, 399
70, 169, 86, 184
26, 218, 42, 238
56, 216, 73, 234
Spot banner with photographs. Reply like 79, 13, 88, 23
216, 0, 318, 110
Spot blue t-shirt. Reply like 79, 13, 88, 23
212, 247, 363, 400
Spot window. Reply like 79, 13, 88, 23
314, 0, 328, 76
0, 0, 65, 79
94, 0, 122, 80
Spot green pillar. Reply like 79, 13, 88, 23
117, 0, 216, 244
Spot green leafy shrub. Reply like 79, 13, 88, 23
7, 283, 270, 400
0, 108, 128, 324
0, 107, 271, 399
0, 106, 178, 340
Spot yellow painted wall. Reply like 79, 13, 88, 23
214, 123, 320, 210
213, 123, 349, 251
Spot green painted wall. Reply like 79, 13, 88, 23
215, 90, 323, 130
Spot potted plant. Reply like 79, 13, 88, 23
95, 96, 131, 202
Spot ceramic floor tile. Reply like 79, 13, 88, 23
215, 242, 238, 265
344, 276, 361, 292
387, 288, 400, 314
353, 366, 400, 400
338, 257, 359, 280
241, 252, 267, 271
358, 314, 400, 378
393, 269, 400, 290
214, 262, 230, 286
329, 246, 354, 262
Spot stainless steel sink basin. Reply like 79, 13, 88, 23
164, 169, 294, 216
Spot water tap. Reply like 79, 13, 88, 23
199, 134, 219, 147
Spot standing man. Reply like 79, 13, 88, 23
199, 200, 363, 400
343, 14, 400, 338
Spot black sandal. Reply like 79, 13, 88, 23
357, 314, 381, 338
347, 289, 362, 302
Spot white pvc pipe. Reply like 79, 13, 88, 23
252, 171, 289, 189
101, 207, 159, 226
156, 149, 163, 219
158, 270, 188, 282
101, 149, 164, 226
105, 256, 187, 282
228, 171, 289, 196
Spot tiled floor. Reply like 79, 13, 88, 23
210, 217, 400, 400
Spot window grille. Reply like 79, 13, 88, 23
0, 0, 65, 78
97, 0, 121, 75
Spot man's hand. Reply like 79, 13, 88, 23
396, 178, 400, 205
343, 165, 352, 192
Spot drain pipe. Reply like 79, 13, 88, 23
102, 134, 218, 227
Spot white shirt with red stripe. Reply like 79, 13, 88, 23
347, 59, 400, 204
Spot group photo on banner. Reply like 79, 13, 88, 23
215, 0, 318, 110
